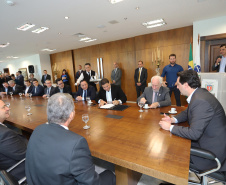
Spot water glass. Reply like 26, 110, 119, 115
138, 102, 144, 112
82, 114, 90, 129
25, 105, 32, 116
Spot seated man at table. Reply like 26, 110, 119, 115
96, 78, 127, 107
0, 100, 27, 181
137, 76, 171, 108
29, 79, 44, 96
159, 70, 226, 172
25, 93, 116, 185
54, 79, 72, 96
0, 82, 12, 95
8, 80, 23, 95
73, 80, 96, 101
24, 80, 33, 94
43, 79, 55, 98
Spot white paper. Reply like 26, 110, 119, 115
100, 104, 115, 109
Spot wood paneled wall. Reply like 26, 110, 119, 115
50, 51, 76, 92
51, 26, 193, 105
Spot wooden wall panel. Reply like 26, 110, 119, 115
51, 26, 193, 105
50, 51, 75, 92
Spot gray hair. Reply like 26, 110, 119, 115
8, 80, 15, 85
151, 76, 163, 84
47, 93, 75, 125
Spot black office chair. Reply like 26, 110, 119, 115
0, 158, 26, 185
189, 147, 226, 185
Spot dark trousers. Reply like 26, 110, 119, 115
169, 86, 181, 106
136, 85, 145, 98
99, 170, 116, 185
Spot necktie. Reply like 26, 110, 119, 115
47, 88, 50, 94
138, 68, 141, 83
5, 88, 8, 93
35, 87, 37, 94
84, 90, 87, 100
152, 92, 158, 103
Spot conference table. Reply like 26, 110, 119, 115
3, 95, 191, 185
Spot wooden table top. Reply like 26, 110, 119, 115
3, 95, 191, 185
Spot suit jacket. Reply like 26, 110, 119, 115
96, 84, 127, 103
0, 124, 27, 181
173, 88, 226, 171
75, 70, 82, 80
8, 85, 23, 95
111, 68, 122, 86
41, 74, 51, 84
25, 123, 101, 185
137, 86, 171, 107
44, 86, 55, 97
134, 67, 147, 87
1, 86, 13, 94
24, 85, 33, 94
16, 75, 24, 86
73, 85, 96, 100
212, 62, 226, 72
31, 85, 44, 96
54, 85, 72, 95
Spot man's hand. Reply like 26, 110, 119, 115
216, 57, 221, 64
159, 121, 171, 131
112, 80, 116, 84
140, 97, 146, 104
162, 81, 167, 87
137, 82, 141, 86
76, 96, 83, 101
25, 93, 29, 97
113, 100, 120, 105
150, 102, 159, 109
161, 114, 176, 123
99, 100, 106, 107
43, 94, 47, 98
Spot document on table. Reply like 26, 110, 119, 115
100, 104, 115, 109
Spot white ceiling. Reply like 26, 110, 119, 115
1, 0, 226, 63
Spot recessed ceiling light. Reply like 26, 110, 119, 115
79, 37, 91, 41
97, 25, 106, 28
6, 0, 15, 6
41, 49, 56, 52
135, 7, 139, 10
32, 27, 49, 34
0, 42, 10, 48
7, 56, 18, 59
58, 33, 62, 35
109, 0, 124, 4
142, 19, 166, 28
85, 39, 97, 43
17, 23, 35, 31
65, 16, 69, 19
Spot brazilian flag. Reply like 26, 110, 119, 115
188, 43, 194, 70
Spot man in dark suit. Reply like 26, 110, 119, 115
75, 65, 82, 80
55, 79, 72, 95
96, 78, 127, 107
43, 79, 55, 98
212, 44, 226, 72
111, 62, 122, 86
25, 93, 116, 185
0, 100, 27, 181
8, 80, 23, 95
137, 76, 171, 108
15, 71, 24, 87
24, 80, 33, 94
76, 63, 97, 91
159, 70, 226, 172
134, 60, 148, 98
41, 70, 51, 86
73, 80, 96, 100
0, 82, 13, 95
30, 79, 44, 96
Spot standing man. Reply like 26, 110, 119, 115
43, 79, 55, 98
73, 80, 96, 101
25, 93, 116, 185
0, 100, 27, 181
16, 71, 24, 87
111, 62, 122, 86
159, 70, 226, 172
212, 44, 226, 72
76, 63, 97, 91
41, 70, 51, 86
30, 79, 44, 96
134, 61, 147, 98
75, 65, 82, 80
137, 76, 171, 108
161, 54, 183, 106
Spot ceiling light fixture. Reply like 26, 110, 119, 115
0, 42, 10, 48
85, 39, 97, 43
65, 16, 69, 19
142, 19, 166, 28
32, 27, 49, 34
109, 0, 124, 4
7, 56, 18, 59
17, 23, 35, 31
41, 49, 56, 52
79, 37, 91, 41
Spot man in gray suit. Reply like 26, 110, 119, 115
159, 70, 226, 172
25, 93, 115, 185
111, 62, 122, 86
137, 76, 171, 108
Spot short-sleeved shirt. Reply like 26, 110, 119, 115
161, 64, 183, 88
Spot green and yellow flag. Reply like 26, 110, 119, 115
188, 43, 194, 70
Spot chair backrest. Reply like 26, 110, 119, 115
0, 170, 19, 185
